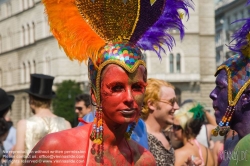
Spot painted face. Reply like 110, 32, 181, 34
75, 101, 91, 118
154, 86, 179, 126
209, 70, 228, 124
173, 118, 183, 141
100, 64, 146, 125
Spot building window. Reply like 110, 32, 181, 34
23, 62, 26, 83
169, 53, 182, 73
31, 22, 35, 43
27, 24, 30, 44
22, 26, 25, 46
176, 53, 181, 73
216, 52, 221, 62
23, 0, 27, 10
28, 0, 34, 8
169, 53, 174, 73
7, 3, 12, 17
241, 10, 245, 19
33, 60, 36, 73
175, 88, 181, 106
227, 17, 231, 26
28, 61, 31, 82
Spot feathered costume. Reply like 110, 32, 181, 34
42, 0, 193, 163
42, 0, 193, 105
211, 0, 250, 137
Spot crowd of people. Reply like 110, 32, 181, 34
0, 75, 240, 166
1, 0, 250, 165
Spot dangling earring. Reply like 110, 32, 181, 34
90, 105, 103, 163
211, 106, 234, 136
232, 130, 235, 140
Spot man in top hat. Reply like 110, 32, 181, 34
10, 74, 71, 166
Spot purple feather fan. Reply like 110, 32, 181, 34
229, 1, 250, 54
136, 0, 194, 59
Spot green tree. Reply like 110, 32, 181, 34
52, 80, 83, 127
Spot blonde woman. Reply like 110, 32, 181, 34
173, 101, 214, 166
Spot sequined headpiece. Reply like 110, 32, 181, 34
42, 0, 193, 105
215, 54, 250, 106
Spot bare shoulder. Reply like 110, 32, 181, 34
174, 147, 190, 165
175, 147, 189, 156
33, 123, 92, 151
128, 140, 156, 166
17, 119, 26, 129
15, 119, 26, 138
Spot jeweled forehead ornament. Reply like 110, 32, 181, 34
42, 0, 193, 162
211, 14, 250, 137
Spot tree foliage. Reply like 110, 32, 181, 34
52, 80, 83, 126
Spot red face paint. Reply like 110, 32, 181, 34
100, 64, 146, 125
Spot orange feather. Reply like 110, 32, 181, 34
42, 0, 105, 63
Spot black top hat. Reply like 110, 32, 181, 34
0, 88, 14, 113
26, 74, 56, 99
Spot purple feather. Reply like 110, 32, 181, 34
229, 18, 250, 54
229, 1, 250, 54
136, 0, 194, 59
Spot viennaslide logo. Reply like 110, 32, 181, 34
219, 147, 248, 165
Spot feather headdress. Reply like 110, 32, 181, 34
42, 0, 193, 104
43, 0, 193, 62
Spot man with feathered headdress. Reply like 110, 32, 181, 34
210, 1, 250, 165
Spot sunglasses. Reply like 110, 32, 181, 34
159, 97, 178, 106
172, 124, 182, 131
75, 107, 83, 111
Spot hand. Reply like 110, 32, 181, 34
186, 155, 204, 166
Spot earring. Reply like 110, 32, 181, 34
211, 106, 235, 136
232, 130, 235, 140
90, 106, 103, 163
